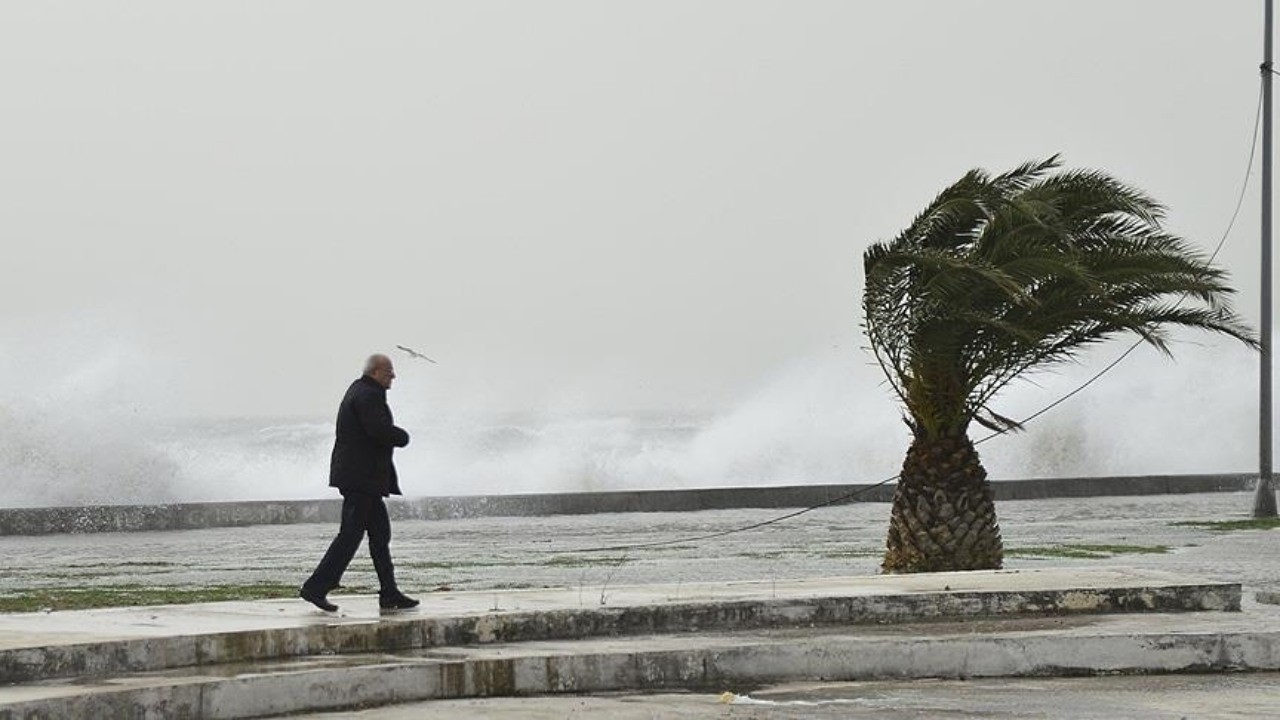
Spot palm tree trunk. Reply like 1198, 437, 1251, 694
881, 432, 1003, 573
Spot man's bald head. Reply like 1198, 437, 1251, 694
364, 354, 396, 389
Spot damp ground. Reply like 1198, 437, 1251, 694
1, 491, 1276, 612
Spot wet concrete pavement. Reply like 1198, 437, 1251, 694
1, 490, 1277, 718
0, 568, 1271, 718
0, 491, 1274, 600
289, 673, 1280, 719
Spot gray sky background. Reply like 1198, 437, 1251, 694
0, 2, 1270, 485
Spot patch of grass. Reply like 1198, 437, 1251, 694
64, 561, 183, 569
1171, 518, 1280, 532
540, 555, 628, 568
1008, 546, 1105, 559
1007, 543, 1170, 560
0, 583, 303, 613
816, 549, 882, 560
399, 560, 494, 570
486, 582, 550, 590
41, 567, 179, 580
401, 554, 641, 571
401, 558, 559, 571
1079, 543, 1170, 554
734, 550, 804, 560
632, 544, 699, 553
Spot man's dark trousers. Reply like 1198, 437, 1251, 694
303, 491, 397, 598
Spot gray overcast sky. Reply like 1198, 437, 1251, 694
0, 1, 1267, 424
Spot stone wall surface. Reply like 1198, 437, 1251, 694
0, 473, 1256, 536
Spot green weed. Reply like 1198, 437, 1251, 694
1007, 544, 1170, 559
0, 583, 304, 613
1171, 518, 1280, 532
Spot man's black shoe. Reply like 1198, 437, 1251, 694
300, 587, 338, 612
379, 592, 420, 612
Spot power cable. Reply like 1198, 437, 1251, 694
973, 73, 1264, 441
566, 75, 1265, 556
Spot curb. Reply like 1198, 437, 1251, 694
3, 626, 1278, 719
0, 578, 1239, 685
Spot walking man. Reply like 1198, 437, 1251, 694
300, 354, 419, 613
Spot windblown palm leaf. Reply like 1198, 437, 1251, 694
864, 156, 1256, 573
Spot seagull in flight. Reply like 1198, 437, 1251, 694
395, 345, 438, 364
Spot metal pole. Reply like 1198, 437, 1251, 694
1257, 0, 1278, 517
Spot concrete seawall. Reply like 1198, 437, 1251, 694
0, 473, 1255, 537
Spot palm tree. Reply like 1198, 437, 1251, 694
863, 156, 1257, 573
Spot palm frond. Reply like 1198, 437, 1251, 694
862, 156, 1257, 439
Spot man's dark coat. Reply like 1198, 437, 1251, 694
329, 375, 410, 497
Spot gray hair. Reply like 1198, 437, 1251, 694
363, 354, 392, 375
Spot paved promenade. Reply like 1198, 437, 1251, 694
0, 567, 1272, 718
1, 491, 1275, 600
0, 491, 1276, 718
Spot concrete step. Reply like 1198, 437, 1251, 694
2, 608, 1278, 720
0, 569, 1238, 684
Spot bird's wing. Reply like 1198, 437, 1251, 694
396, 344, 438, 363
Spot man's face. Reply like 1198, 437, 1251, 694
371, 361, 396, 389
